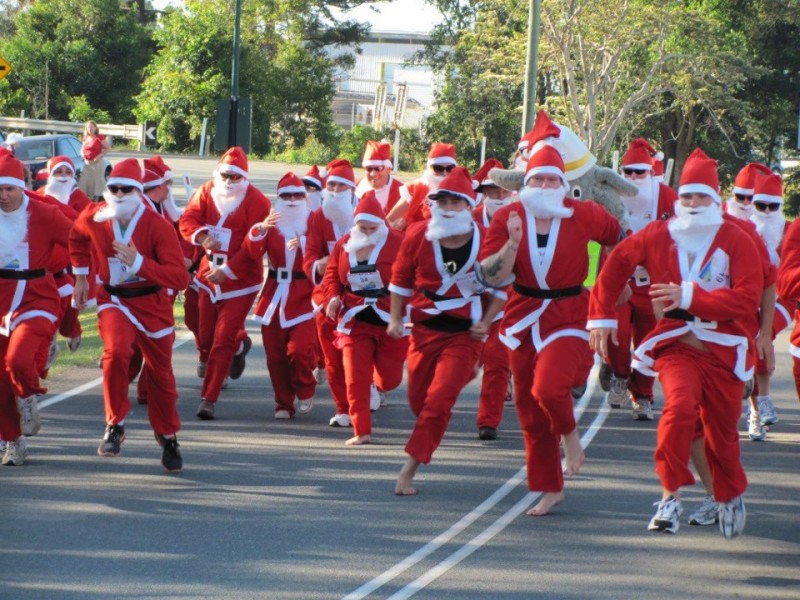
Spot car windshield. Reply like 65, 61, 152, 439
14, 140, 54, 161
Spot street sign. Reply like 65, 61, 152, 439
143, 120, 158, 146
0, 56, 12, 82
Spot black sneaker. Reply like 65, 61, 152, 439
478, 426, 498, 441
156, 434, 183, 473
229, 336, 252, 380
97, 424, 125, 457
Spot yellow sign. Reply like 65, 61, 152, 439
0, 56, 11, 82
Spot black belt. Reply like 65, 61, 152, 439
422, 289, 456, 303
664, 309, 695, 321
349, 287, 389, 299
53, 269, 68, 280
104, 284, 162, 298
0, 268, 46, 280
512, 283, 582, 299
267, 268, 307, 281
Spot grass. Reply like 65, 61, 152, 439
48, 298, 186, 377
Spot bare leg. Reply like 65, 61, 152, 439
395, 455, 420, 496
346, 434, 371, 446
756, 373, 770, 396
562, 429, 585, 476
690, 436, 713, 495
526, 491, 565, 516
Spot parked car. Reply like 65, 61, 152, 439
11, 133, 111, 190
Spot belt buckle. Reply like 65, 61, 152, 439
277, 267, 291, 282
693, 316, 716, 329
211, 253, 226, 268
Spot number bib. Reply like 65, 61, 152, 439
454, 271, 484, 297
108, 257, 144, 286
348, 267, 384, 292
2, 243, 29, 270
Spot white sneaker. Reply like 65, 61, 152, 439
19, 396, 41, 436
631, 397, 654, 421
369, 384, 381, 412
719, 495, 746, 539
296, 396, 314, 414
607, 375, 629, 408
45, 337, 60, 370
329, 413, 351, 427
648, 496, 683, 534
379, 389, 388, 407
757, 396, 778, 426
274, 409, 291, 420
688, 494, 719, 526
2, 436, 28, 466
748, 408, 766, 441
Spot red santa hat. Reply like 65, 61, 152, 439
428, 166, 477, 206
526, 110, 562, 153
323, 158, 355, 188
362, 140, 393, 169
301, 165, 324, 190
426, 142, 457, 167
652, 156, 665, 181
276, 172, 307, 197
217, 146, 249, 178
472, 158, 505, 190
0, 153, 26, 189
47, 155, 76, 176
106, 158, 144, 192
143, 156, 170, 188
622, 138, 659, 171
353, 194, 387, 225
733, 162, 772, 196
753, 173, 783, 205
523, 144, 568, 188
678, 148, 721, 204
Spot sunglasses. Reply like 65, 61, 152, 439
622, 168, 648, 176
279, 193, 307, 201
365, 166, 385, 174
754, 201, 781, 213
734, 193, 753, 203
219, 172, 243, 182
107, 185, 135, 194
431, 164, 456, 175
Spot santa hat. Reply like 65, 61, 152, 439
652, 157, 665, 182
733, 162, 772, 196
277, 172, 307, 197
217, 146, 249, 178
526, 111, 561, 151
0, 153, 26, 189
753, 173, 783, 205
106, 158, 144, 192
678, 148, 721, 204
428, 166, 477, 206
323, 158, 355, 188
362, 140, 393, 169
47, 155, 76, 176
472, 158, 505, 190
523, 144, 568, 188
622, 138, 660, 171
527, 110, 596, 181
143, 156, 171, 188
301, 165, 324, 190
426, 142, 457, 167
353, 194, 386, 224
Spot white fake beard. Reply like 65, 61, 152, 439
725, 198, 753, 220
485, 196, 514, 218
322, 190, 355, 229
425, 202, 474, 241
344, 222, 388, 253
518, 186, 573, 219
514, 155, 528, 171
0, 203, 29, 265
668, 201, 723, 256
421, 170, 445, 192
752, 210, 784, 264
625, 176, 656, 214
44, 176, 76, 205
210, 176, 248, 217
95, 191, 142, 223
307, 190, 322, 211
275, 199, 310, 240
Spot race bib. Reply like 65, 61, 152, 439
2, 243, 29, 270
632, 265, 650, 286
207, 225, 232, 252
696, 248, 730, 293
108, 257, 143, 286
348, 268, 384, 292
454, 271, 484, 297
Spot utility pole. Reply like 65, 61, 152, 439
522, 0, 541, 134
229, 0, 242, 148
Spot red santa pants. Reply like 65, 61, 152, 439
58, 298, 82, 340
511, 333, 593, 493
653, 343, 747, 502
97, 308, 180, 435
606, 287, 656, 400
0, 318, 54, 441
183, 286, 201, 355
476, 321, 510, 429
404, 325, 481, 464
261, 317, 317, 416
198, 291, 256, 403
315, 311, 348, 414
340, 320, 409, 437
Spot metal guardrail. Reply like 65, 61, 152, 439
0, 117, 145, 143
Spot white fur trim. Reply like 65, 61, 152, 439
586, 319, 618, 329
354, 213, 384, 224
0, 176, 26, 188
732, 186, 753, 196
429, 189, 476, 207
128, 253, 144, 275
72, 266, 90, 276
622, 163, 653, 171
362, 159, 393, 168
388, 283, 412, 297
752, 193, 782, 204
679, 281, 694, 310
217, 164, 248, 178
107, 177, 144, 192
302, 176, 322, 189
327, 175, 355, 188
427, 156, 457, 167
49, 161, 75, 175
523, 165, 568, 187
277, 185, 307, 196
678, 183, 721, 204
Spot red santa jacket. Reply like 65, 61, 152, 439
389, 220, 489, 325
355, 176, 408, 215
589, 218, 763, 381
0, 195, 72, 336
179, 180, 270, 302
403, 181, 432, 227
322, 227, 404, 333
70, 202, 190, 338
303, 208, 352, 308
775, 219, 800, 356
26, 190, 79, 298
479, 200, 622, 352
241, 223, 314, 328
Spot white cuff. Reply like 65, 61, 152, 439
388, 283, 413, 297
586, 318, 618, 330
312, 260, 324, 285
248, 225, 267, 242
72, 266, 90, 276
191, 226, 211, 245
129, 253, 144, 275
679, 281, 694, 310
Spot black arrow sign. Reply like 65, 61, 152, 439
0, 66, 6, 71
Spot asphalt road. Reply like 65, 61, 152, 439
1, 154, 799, 599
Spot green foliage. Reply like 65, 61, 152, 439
67, 94, 111, 124
267, 135, 336, 166
783, 168, 800, 219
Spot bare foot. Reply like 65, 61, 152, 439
562, 429, 585, 476
345, 434, 371, 446
526, 491, 565, 516
395, 456, 420, 496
